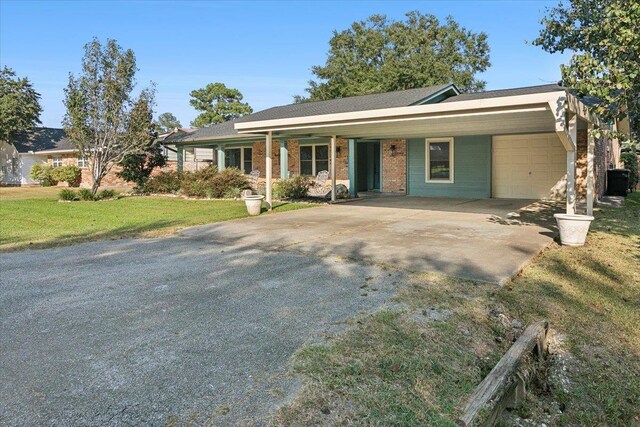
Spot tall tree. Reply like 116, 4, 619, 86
155, 112, 182, 133
297, 11, 490, 102
189, 82, 252, 127
0, 67, 42, 145
535, 0, 639, 145
64, 38, 156, 195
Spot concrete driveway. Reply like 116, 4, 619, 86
183, 196, 557, 284
0, 196, 556, 425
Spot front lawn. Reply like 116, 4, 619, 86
275, 193, 640, 426
0, 187, 310, 251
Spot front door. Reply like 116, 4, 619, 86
357, 141, 381, 192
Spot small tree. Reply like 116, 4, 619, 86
117, 142, 167, 191
0, 66, 42, 145
534, 0, 639, 146
189, 82, 252, 127
63, 38, 156, 195
155, 112, 182, 133
621, 152, 639, 191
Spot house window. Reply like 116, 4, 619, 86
425, 138, 454, 183
300, 144, 329, 177
77, 156, 88, 168
225, 147, 253, 174
52, 156, 63, 167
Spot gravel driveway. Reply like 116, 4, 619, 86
0, 236, 401, 426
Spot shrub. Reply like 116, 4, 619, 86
222, 187, 243, 199
50, 165, 82, 187
98, 189, 117, 200
621, 152, 639, 191
208, 168, 250, 198
145, 171, 183, 193
180, 166, 249, 198
30, 164, 58, 186
142, 166, 249, 198
180, 166, 217, 197
117, 143, 167, 191
58, 189, 78, 201
78, 188, 95, 201
274, 175, 311, 199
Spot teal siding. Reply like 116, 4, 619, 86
407, 136, 492, 198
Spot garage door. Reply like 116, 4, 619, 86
492, 133, 566, 199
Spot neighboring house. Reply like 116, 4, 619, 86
0, 127, 129, 187
157, 128, 214, 171
166, 83, 624, 215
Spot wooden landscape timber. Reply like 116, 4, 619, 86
458, 320, 550, 426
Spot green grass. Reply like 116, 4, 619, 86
0, 188, 311, 251
274, 193, 640, 426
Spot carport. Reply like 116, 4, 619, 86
234, 88, 602, 216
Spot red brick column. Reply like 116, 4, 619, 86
382, 139, 407, 193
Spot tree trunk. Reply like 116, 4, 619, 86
91, 158, 103, 195
91, 178, 100, 195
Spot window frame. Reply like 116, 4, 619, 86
425, 137, 454, 184
224, 146, 253, 174
52, 156, 63, 167
77, 156, 88, 168
299, 143, 329, 177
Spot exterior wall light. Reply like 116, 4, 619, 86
336, 146, 342, 156
390, 144, 397, 157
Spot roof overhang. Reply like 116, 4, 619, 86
32, 149, 76, 155
234, 91, 600, 145
167, 133, 264, 145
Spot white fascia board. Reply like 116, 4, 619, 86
235, 91, 566, 133
173, 133, 264, 144
33, 149, 77, 155
414, 84, 460, 104
239, 106, 551, 135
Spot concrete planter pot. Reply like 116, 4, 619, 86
554, 213, 595, 246
243, 195, 264, 216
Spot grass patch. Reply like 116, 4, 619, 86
0, 188, 311, 251
274, 193, 640, 426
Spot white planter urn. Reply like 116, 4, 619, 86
554, 213, 595, 246
243, 195, 264, 216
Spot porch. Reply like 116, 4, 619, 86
231, 89, 601, 216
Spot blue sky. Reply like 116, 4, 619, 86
0, 0, 571, 128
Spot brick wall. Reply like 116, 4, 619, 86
575, 129, 610, 200
251, 139, 281, 178
576, 129, 588, 199
47, 153, 131, 188
381, 139, 407, 193
250, 139, 349, 181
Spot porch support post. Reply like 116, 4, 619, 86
586, 123, 595, 216
266, 131, 273, 210
280, 140, 288, 179
566, 114, 578, 214
176, 146, 184, 172
330, 135, 337, 202
216, 145, 225, 171
348, 138, 357, 198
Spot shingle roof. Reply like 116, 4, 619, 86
234, 84, 455, 123
169, 83, 569, 143
441, 83, 565, 103
164, 119, 253, 143
12, 127, 76, 153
